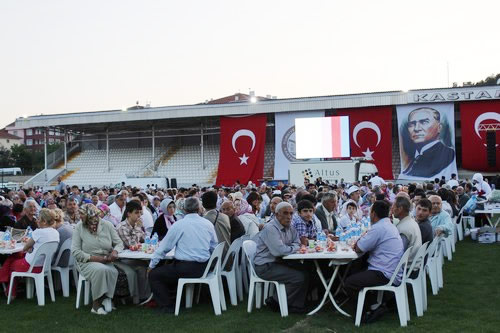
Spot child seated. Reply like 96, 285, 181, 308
338, 202, 359, 230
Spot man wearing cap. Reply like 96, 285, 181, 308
340, 185, 363, 220
253, 202, 309, 313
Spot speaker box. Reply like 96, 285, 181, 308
171, 178, 177, 188
165, 178, 170, 188
486, 131, 496, 167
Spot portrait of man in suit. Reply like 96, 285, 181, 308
399, 107, 455, 179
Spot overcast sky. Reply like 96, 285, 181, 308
1, 0, 499, 129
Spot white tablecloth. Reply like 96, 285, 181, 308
118, 249, 174, 260
0, 243, 24, 255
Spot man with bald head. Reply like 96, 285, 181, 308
253, 202, 309, 313
428, 195, 454, 237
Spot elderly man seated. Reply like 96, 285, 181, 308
253, 202, 309, 313
428, 195, 454, 237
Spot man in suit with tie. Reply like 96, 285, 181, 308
315, 192, 338, 233
400, 107, 455, 179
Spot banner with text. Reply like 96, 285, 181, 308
334, 106, 393, 179
274, 110, 325, 180
396, 103, 457, 181
460, 101, 500, 171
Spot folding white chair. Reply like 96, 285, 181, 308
51, 238, 78, 297
405, 242, 429, 317
221, 238, 243, 306
7, 241, 59, 306
174, 242, 226, 316
243, 240, 288, 317
355, 247, 413, 327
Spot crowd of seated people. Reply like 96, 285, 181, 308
0, 171, 496, 321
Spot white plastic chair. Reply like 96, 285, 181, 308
51, 238, 78, 297
405, 242, 429, 317
456, 214, 464, 241
221, 238, 243, 306
354, 246, 413, 327
7, 241, 59, 306
425, 237, 441, 296
75, 272, 91, 309
237, 235, 251, 301
242, 240, 288, 317
174, 242, 226, 316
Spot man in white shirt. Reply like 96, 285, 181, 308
447, 174, 459, 188
109, 193, 126, 225
368, 173, 386, 188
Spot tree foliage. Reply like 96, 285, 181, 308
474, 73, 500, 86
2, 143, 63, 174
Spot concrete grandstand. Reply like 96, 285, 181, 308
14, 86, 500, 188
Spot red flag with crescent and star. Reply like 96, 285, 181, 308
334, 106, 393, 179
216, 114, 267, 186
460, 101, 500, 171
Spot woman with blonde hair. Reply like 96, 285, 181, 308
52, 208, 73, 267
0, 208, 59, 299
71, 204, 124, 315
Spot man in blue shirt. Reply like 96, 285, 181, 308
344, 200, 403, 322
148, 197, 218, 313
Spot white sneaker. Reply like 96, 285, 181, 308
102, 298, 115, 312
91, 307, 107, 315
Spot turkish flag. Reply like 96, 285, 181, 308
216, 114, 267, 186
334, 106, 393, 179
460, 101, 500, 171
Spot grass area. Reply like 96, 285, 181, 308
1, 239, 499, 333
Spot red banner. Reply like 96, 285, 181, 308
216, 114, 267, 186
334, 106, 393, 179
460, 101, 500, 171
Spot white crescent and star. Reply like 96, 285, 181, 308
474, 112, 500, 147
352, 121, 381, 161
231, 129, 256, 165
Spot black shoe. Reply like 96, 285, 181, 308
265, 297, 280, 312
365, 304, 388, 324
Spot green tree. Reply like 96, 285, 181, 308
10, 144, 32, 172
0, 147, 13, 168
474, 73, 500, 86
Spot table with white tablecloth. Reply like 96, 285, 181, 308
284, 246, 360, 316
117, 249, 174, 260
475, 209, 500, 228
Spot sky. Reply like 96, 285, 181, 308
1, 0, 499, 129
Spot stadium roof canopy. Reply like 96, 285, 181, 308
14, 85, 500, 134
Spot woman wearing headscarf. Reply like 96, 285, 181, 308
151, 198, 179, 241
71, 204, 124, 315
233, 193, 261, 237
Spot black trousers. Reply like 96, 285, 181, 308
344, 256, 389, 312
149, 260, 208, 308
255, 261, 309, 309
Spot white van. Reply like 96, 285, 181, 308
0, 167, 22, 176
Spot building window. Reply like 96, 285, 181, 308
13, 131, 18, 136
35, 129, 42, 135
26, 139, 32, 146
26, 129, 33, 136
